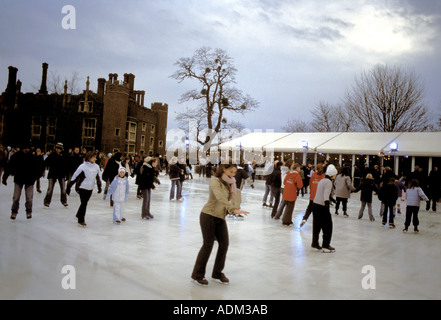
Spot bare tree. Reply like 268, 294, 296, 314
281, 117, 313, 132
309, 102, 357, 132
171, 47, 259, 151
32, 70, 82, 94
345, 64, 431, 132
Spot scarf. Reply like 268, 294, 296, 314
222, 173, 237, 204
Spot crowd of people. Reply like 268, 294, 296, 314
259, 158, 441, 253
1, 142, 440, 286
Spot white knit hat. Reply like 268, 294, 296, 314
325, 164, 338, 177
118, 167, 126, 174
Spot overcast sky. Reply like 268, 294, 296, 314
1, 0, 440, 132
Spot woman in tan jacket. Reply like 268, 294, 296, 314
191, 163, 250, 286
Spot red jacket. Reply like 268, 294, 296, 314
282, 170, 303, 201
309, 172, 325, 201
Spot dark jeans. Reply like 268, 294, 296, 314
382, 202, 395, 224
405, 206, 420, 228
12, 183, 34, 214
141, 188, 152, 218
335, 197, 348, 212
76, 188, 92, 223
170, 179, 182, 200
274, 188, 285, 219
282, 200, 296, 225
270, 186, 281, 218
312, 203, 333, 248
192, 212, 229, 280
44, 177, 67, 205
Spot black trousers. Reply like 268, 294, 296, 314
335, 197, 348, 212
382, 202, 395, 224
303, 200, 314, 221
312, 203, 333, 248
404, 206, 420, 228
270, 186, 281, 218
76, 188, 92, 223
192, 212, 229, 280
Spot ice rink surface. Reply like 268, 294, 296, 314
1, 173, 440, 300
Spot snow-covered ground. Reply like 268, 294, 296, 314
1, 172, 440, 300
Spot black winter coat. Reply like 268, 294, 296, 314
2, 151, 38, 185
45, 152, 68, 179
353, 178, 378, 203
270, 167, 282, 188
139, 163, 156, 190
102, 153, 122, 182
169, 163, 181, 180
378, 183, 398, 205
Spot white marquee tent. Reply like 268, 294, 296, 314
220, 132, 441, 157
219, 132, 441, 174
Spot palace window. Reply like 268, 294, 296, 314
82, 118, 96, 149
126, 122, 137, 142
79, 101, 93, 113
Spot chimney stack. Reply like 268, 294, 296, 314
127, 73, 135, 91
39, 62, 48, 94
97, 78, 106, 97
6, 66, 18, 93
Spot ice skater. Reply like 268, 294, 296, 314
403, 179, 429, 233
352, 173, 378, 221
106, 167, 129, 224
191, 163, 249, 286
311, 164, 337, 252
43, 142, 69, 208
378, 177, 398, 228
67, 151, 102, 227
2, 143, 39, 220
281, 162, 303, 226
300, 163, 324, 227
334, 166, 355, 217
139, 156, 158, 219
169, 156, 182, 201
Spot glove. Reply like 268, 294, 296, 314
66, 181, 74, 195
97, 185, 102, 194
2, 179, 6, 186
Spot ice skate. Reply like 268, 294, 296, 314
389, 223, 395, 229
322, 246, 335, 253
212, 273, 229, 285
300, 219, 306, 227
343, 212, 349, 218
414, 227, 419, 234
311, 244, 322, 251
191, 277, 209, 286
10, 212, 17, 220
78, 222, 87, 228
114, 220, 121, 224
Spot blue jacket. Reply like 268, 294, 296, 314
106, 175, 129, 202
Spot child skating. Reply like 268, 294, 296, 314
403, 179, 429, 233
106, 167, 129, 224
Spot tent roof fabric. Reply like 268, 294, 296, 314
219, 132, 441, 157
